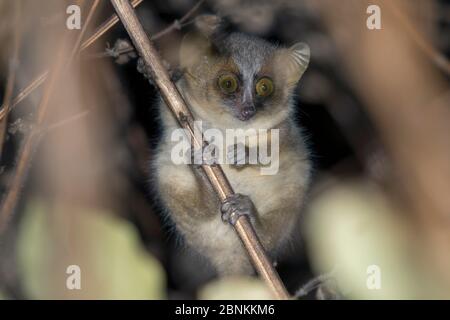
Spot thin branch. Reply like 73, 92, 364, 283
67, 0, 101, 63
294, 268, 338, 299
385, 0, 450, 76
91, 0, 205, 59
109, 0, 290, 300
7, 71, 48, 113
150, 0, 205, 40
45, 109, 89, 133
0, 0, 22, 156
3, 0, 144, 113
80, 0, 143, 50
0, 0, 100, 234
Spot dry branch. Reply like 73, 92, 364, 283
67, 0, 101, 63
0, 0, 22, 156
109, 0, 290, 299
81, 0, 143, 51
385, 1, 450, 76
0, 0, 100, 234
91, 0, 205, 59
2, 0, 143, 114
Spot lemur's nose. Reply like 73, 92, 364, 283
241, 106, 256, 120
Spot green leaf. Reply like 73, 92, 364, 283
305, 181, 449, 299
17, 199, 166, 299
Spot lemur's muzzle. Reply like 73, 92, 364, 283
239, 105, 256, 121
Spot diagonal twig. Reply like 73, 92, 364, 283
149, 0, 205, 40
45, 109, 89, 133
90, 0, 205, 59
0, 0, 23, 157
385, 0, 450, 76
67, 0, 102, 63
2, 0, 143, 114
0, 0, 100, 235
80, 0, 143, 50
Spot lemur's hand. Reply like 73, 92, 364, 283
220, 193, 257, 226
187, 144, 219, 168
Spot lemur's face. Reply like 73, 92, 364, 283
213, 59, 277, 122
181, 32, 310, 125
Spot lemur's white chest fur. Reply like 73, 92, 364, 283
153, 92, 311, 275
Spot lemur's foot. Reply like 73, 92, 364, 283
220, 193, 257, 225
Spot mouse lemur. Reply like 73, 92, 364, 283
151, 15, 312, 275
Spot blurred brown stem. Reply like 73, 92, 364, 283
0, 0, 22, 157
90, 0, 205, 59
2, 0, 143, 114
0, 0, 99, 234
385, 0, 450, 76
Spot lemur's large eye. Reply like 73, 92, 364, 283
218, 74, 238, 94
255, 77, 274, 97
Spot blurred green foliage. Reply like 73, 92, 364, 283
305, 181, 450, 299
199, 277, 272, 300
17, 199, 166, 299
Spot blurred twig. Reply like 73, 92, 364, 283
294, 268, 338, 299
0, 0, 22, 157
45, 109, 90, 133
2, 0, 144, 114
0, 0, 99, 235
148, 0, 205, 39
91, 0, 205, 59
385, 0, 450, 76
67, 0, 101, 63
80, 0, 143, 50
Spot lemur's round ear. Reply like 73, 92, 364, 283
290, 42, 310, 71
277, 42, 310, 86
179, 32, 212, 69
179, 15, 223, 70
